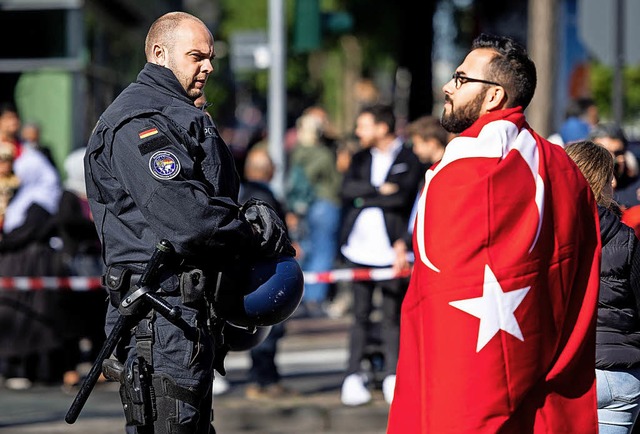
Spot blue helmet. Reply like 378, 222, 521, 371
223, 323, 272, 352
216, 255, 304, 327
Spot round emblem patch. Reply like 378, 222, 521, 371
149, 150, 181, 180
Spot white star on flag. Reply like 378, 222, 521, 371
449, 264, 530, 352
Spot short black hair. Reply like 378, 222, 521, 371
588, 123, 628, 149
360, 104, 396, 134
405, 115, 449, 147
565, 97, 596, 118
471, 34, 537, 110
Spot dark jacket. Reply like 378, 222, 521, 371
596, 205, 640, 369
339, 144, 422, 247
85, 63, 256, 269
402, 161, 430, 248
56, 190, 101, 257
239, 180, 286, 222
614, 173, 640, 209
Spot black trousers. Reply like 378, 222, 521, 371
345, 261, 407, 378
248, 322, 285, 386
106, 295, 215, 434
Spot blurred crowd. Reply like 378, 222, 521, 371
2, 92, 640, 423
0, 102, 105, 391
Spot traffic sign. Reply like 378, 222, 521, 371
578, 0, 640, 66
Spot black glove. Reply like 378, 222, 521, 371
241, 198, 295, 258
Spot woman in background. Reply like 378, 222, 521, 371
566, 140, 640, 434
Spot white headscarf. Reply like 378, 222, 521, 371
63, 147, 87, 197
3, 146, 61, 233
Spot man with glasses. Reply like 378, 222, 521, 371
588, 123, 639, 209
588, 123, 640, 239
387, 34, 601, 433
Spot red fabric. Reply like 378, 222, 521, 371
621, 205, 640, 239
8, 138, 22, 159
387, 108, 601, 434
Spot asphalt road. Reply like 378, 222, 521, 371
0, 316, 391, 434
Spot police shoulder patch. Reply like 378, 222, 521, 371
149, 150, 181, 180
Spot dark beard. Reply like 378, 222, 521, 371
440, 91, 486, 134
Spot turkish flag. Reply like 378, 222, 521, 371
387, 108, 601, 433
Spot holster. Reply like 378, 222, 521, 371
102, 264, 182, 311
103, 357, 155, 427
179, 268, 207, 307
102, 357, 204, 433
102, 266, 131, 308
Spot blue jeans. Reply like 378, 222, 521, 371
597, 367, 640, 434
299, 200, 340, 303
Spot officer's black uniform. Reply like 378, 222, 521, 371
85, 63, 262, 433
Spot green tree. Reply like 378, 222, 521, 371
591, 62, 640, 122
205, 0, 434, 130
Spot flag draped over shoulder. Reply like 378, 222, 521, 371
387, 108, 601, 434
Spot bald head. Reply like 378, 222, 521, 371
145, 12, 206, 60
144, 12, 215, 100
244, 147, 274, 183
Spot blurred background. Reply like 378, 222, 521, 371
1, 2, 640, 430
0, 0, 639, 185
0, 0, 640, 178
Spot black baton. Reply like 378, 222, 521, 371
65, 239, 174, 424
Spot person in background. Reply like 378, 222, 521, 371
335, 136, 361, 175
284, 105, 339, 155
286, 111, 342, 318
388, 34, 601, 433
405, 115, 449, 172
0, 137, 65, 389
324, 135, 363, 320
238, 147, 295, 400
0, 142, 20, 229
398, 115, 450, 265
0, 104, 61, 389
58, 147, 103, 277
0, 103, 61, 229
589, 124, 640, 210
566, 139, 640, 434
56, 147, 106, 390
339, 104, 422, 406
20, 121, 57, 171
548, 97, 599, 146
588, 124, 640, 239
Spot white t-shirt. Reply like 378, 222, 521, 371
341, 139, 403, 266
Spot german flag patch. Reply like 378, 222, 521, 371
138, 127, 159, 139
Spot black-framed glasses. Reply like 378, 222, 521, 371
612, 149, 626, 157
452, 72, 502, 89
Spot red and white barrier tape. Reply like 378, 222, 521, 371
0, 276, 103, 292
302, 267, 411, 284
0, 267, 412, 291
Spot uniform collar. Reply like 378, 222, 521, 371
136, 63, 194, 105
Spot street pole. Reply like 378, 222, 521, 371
268, 0, 286, 199
613, 0, 625, 126
527, 0, 557, 138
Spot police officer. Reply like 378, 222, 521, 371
84, 12, 293, 433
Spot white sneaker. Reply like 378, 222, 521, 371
341, 373, 371, 406
5, 377, 32, 390
213, 376, 230, 396
382, 374, 396, 404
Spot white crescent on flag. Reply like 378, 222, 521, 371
416, 120, 544, 272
